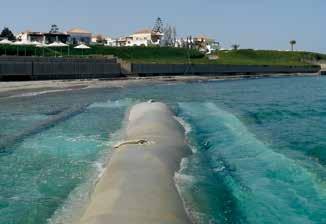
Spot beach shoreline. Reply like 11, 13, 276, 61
0, 73, 319, 98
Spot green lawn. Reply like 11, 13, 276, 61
212, 50, 325, 67
120, 48, 324, 68
0, 45, 324, 67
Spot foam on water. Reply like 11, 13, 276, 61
176, 102, 326, 224
46, 103, 131, 224
9, 88, 79, 98
47, 132, 120, 224
174, 116, 192, 135
87, 98, 137, 109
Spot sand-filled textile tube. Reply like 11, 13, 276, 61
79, 102, 191, 224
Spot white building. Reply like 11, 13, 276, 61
91, 34, 108, 44
105, 36, 117, 46
125, 29, 163, 46
16, 30, 70, 44
116, 37, 129, 47
67, 28, 92, 44
17, 31, 44, 43
125, 39, 149, 47
193, 35, 220, 54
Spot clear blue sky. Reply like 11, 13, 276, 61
1, 0, 324, 52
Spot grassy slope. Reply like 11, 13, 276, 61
213, 50, 326, 66
0, 45, 325, 67
87, 46, 326, 67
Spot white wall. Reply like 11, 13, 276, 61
126, 39, 149, 47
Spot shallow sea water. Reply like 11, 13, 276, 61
0, 76, 325, 224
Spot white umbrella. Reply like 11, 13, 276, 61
36, 43, 48, 57
57, 42, 69, 56
36, 43, 48, 48
12, 40, 33, 45
74, 44, 90, 56
31, 41, 42, 46
58, 42, 68, 47
74, 43, 90, 49
31, 41, 42, 56
0, 39, 13, 55
12, 40, 33, 56
0, 39, 13, 44
48, 41, 63, 47
48, 41, 68, 57
59, 42, 71, 56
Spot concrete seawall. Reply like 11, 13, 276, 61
0, 56, 321, 81
32, 62, 121, 80
79, 102, 191, 224
0, 57, 121, 81
131, 63, 320, 76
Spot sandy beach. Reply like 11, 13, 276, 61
0, 73, 318, 98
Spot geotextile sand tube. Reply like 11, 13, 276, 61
79, 102, 191, 224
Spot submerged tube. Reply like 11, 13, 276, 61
0, 104, 89, 152
79, 102, 191, 224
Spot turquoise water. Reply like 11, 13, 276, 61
0, 76, 325, 223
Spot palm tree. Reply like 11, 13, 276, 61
290, 40, 296, 51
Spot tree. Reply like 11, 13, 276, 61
231, 44, 240, 50
186, 36, 194, 49
161, 25, 172, 46
0, 27, 16, 41
49, 24, 59, 33
95, 35, 105, 44
172, 26, 177, 45
290, 40, 296, 51
152, 17, 164, 33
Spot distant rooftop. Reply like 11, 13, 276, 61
132, 28, 163, 36
67, 28, 91, 34
23, 30, 44, 35
195, 35, 209, 39
133, 28, 153, 34
20, 30, 68, 35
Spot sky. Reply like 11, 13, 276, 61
0, 0, 325, 52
